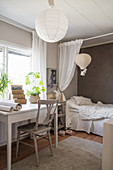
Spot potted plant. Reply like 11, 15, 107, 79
25, 72, 45, 103
0, 70, 12, 99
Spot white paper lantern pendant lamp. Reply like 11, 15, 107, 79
75, 53, 91, 76
35, 0, 68, 43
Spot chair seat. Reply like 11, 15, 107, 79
18, 122, 51, 134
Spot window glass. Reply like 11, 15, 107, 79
8, 50, 31, 87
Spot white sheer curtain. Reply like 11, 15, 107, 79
58, 40, 83, 92
32, 31, 47, 99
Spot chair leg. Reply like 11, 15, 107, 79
16, 130, 20, 158
33, 134, 39, 167
48, 131, 53, 157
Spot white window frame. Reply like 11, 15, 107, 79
0, 45, 32, 73
0, 46, 5, 72
0, 43, 32, 99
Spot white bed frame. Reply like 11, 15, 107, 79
69, 111, 108, 136
66, 97, 110, 136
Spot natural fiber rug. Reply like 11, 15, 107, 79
11, 136, 102, 170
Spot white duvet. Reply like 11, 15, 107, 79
66, 97, 113, 135
66, 97, 113, 127
79, 104, 113, 120
66, 98, 79, 127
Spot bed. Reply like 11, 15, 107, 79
66, 96, 113, 136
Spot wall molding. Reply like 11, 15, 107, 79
82, 39, 113, 48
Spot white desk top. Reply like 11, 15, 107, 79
0, 103, 45, 116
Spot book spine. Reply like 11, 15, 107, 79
14, 99, 27, 104
12, 90, 24, 94
13, 94, 25, 99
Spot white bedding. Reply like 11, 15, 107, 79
79, 104, 113, 120
66, 96, 113, 136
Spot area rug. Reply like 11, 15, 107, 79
11, 136, 102, 170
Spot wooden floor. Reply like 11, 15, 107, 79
0, 131, 103, 170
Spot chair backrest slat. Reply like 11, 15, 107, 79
35, 99, 58, 130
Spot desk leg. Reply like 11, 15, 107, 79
54, 111, 58, 148
7, 122, 12, 170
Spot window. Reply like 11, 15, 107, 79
8, 49, 31, 86
0, 46, 31, 98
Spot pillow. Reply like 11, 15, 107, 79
97, 101, 103, 105
72, 96, 92, 105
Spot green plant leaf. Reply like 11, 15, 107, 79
39, 80, 43, 86
34, 86, 40, 94
26, 90, 31, 96
34, 73, 40, 78
32, 86, 36, 90
0, 71, 12, 98
25, 75, 31, 85
31, 92, 37, 96
28, 72, 34, 75
25, 72, 46, 96
42, 87, 45, 92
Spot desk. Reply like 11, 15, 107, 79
0, 103, 58, 170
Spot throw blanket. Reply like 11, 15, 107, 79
79, 104, 113, 120
0, 105, 13, 112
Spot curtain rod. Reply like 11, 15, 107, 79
83, 32, 113, 41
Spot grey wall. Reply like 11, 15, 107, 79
78, 42, 113, 104
0, 20, 78, 99
47, 42, 78, 99
0, 21, 32, 48
0, 21, 58, 69
47, 43, 58, 69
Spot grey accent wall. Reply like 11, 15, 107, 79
78, 42, 113, 104
0, 21, 32, 48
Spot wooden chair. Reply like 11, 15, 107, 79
16, 99, 58, 166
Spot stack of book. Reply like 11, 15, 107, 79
11, 85, 27, 104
